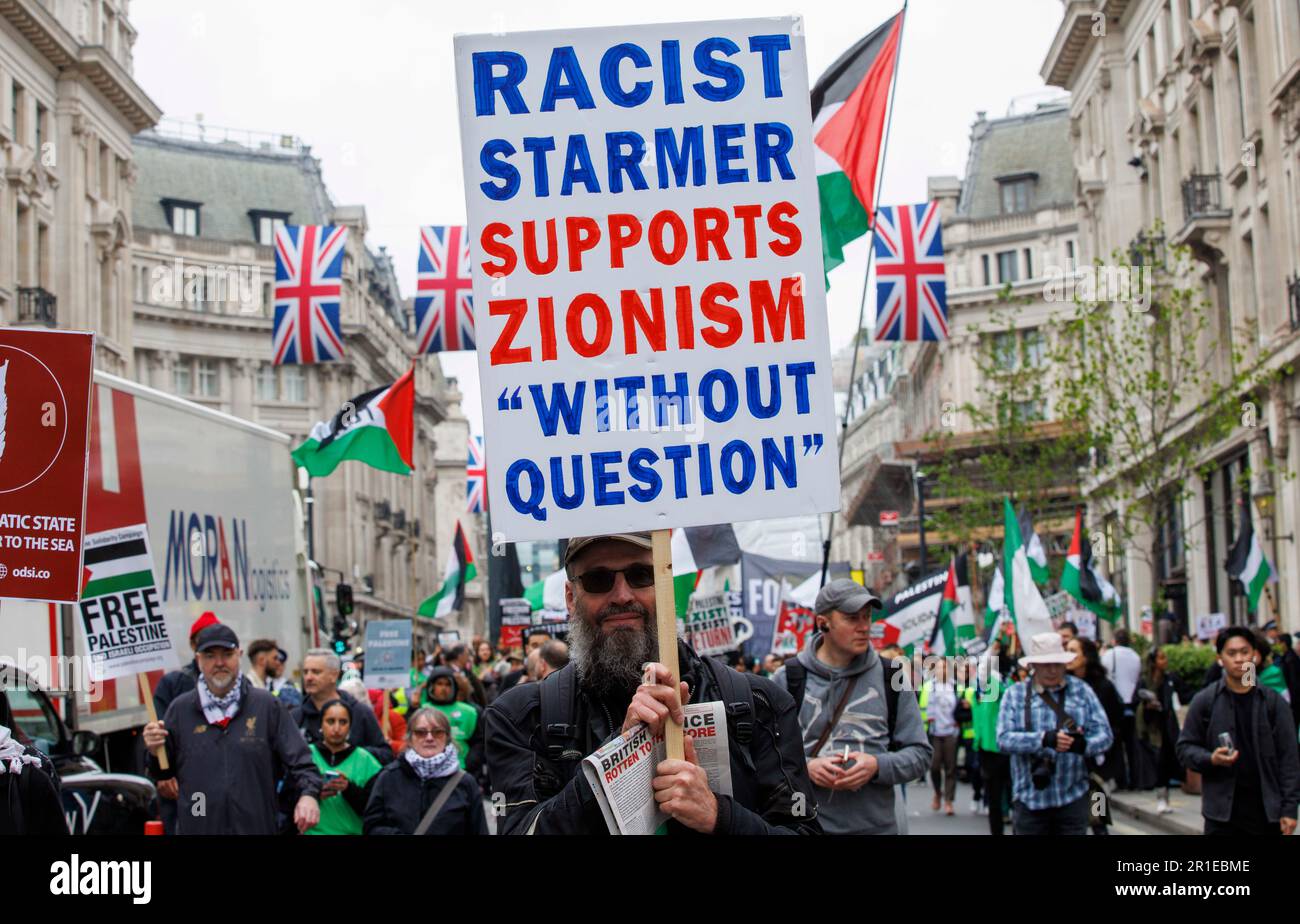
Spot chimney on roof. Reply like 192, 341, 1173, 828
926, 176, 961, 220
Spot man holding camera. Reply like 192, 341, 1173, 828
1176, 626, 1299, 836
996, 632, 1114, 835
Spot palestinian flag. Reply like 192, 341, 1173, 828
1020, 507, 1050, 585
420, 521, 477, 619
1003, 496, 1054, 638
670, 525, 741, 616
81, 527, 156, 599
928, 556, 975, 655
1061, 507, 1122, 622
812, 9, 904, 283
1226, 517, 1274, 613
982, 567, 1009, 644
292, 367, 415, 477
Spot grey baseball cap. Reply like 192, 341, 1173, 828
814, 578, 883, 616
563, 533, 653, 567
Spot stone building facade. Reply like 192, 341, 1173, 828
127, 125, 483, 647
1043, 0, 1300, 633
1, 0, 158, 374
833, 102, 1083, 601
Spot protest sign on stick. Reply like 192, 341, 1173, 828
651, 529, 683, 760
454, 16, 841, 767
137, 674, 168, 770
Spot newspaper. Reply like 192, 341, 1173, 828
581, 701, 732, 835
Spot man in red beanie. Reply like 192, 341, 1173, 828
150, 611, 219, 833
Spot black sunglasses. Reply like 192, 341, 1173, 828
575, 564, 655, 594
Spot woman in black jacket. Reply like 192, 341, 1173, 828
1138, 646, 1183, 813
363, 707, 489, 835
1067, 637, 1124, 834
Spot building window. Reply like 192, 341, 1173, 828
197, 359, 219, 397
992, 331, 1018, 370
163, 199, 201, 236
35, 102, 46, 153
250, 211, 290, 246
1066, 240, 1076, 269
981, 254, 991, 286
996, 250, 1019, 284
998, 176, 1034, 214
1023, 247, 1033, 280
256, 363, 277, 401
173, 360, 192, 395
11, 82, 24, 144
1023, 328, 1045, 367
282, 366, 305, 403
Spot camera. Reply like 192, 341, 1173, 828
1030, 755, 1055, 790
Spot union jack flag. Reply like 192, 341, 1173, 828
467, 435, 486, 514
873, 202, 948, 342
415, 225, 475, 354
272, 224, 348, 364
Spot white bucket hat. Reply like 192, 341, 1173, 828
1019, 631, 1076, 666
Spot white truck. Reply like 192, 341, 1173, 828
0, 371, 315, 774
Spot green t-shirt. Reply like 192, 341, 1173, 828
308, 744, 383, 835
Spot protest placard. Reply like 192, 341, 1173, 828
456, 16, 837, 762
678, 591, 735, 655
364, 620, 413, 690
76, 524, 178, 682
0, 329, 95, 604
1195, 612, 1227, 641
454, 18, 839, 543
499, 596, 533, 649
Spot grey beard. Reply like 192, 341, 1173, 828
568, 599, 657, 701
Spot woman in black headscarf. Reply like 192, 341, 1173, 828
0, 689, 66, 835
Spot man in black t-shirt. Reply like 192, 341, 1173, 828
1177, 627, 1299, 836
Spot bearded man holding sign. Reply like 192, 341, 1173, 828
485, 533, 820, 834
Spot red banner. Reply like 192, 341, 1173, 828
0, 329, 95, 603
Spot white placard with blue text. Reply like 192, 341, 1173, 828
455, 18, 840, 541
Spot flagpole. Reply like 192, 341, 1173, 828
820, 1, 909, 587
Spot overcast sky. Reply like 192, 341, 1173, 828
132, 0, 1065, 435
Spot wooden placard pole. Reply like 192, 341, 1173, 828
137, 673, 168, 771
651, 529, 684, 762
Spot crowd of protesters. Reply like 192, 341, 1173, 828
3, 533, 1298, 837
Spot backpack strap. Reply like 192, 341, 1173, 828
702, 656, 755, 748
538, 663, 581, 761
783, 659, 807, 714
881, 659, 901, 751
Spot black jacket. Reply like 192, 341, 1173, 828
0, 745, 66, 835
1176, 678, 1300, 824
292, 689, 394, 765
153, 660, 199, 718
485, 640, 821, 835
362, 758, 489, 835
149, 676, 323, 835
1084, 674, 1126, 782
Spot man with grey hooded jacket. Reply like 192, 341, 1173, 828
773, 579, 932, 834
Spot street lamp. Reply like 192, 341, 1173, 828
915, 469, 928, 576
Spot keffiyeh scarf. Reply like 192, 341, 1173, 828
0, 726, 41, 775
197, 673, 244, 725
405, 742, 460, 780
